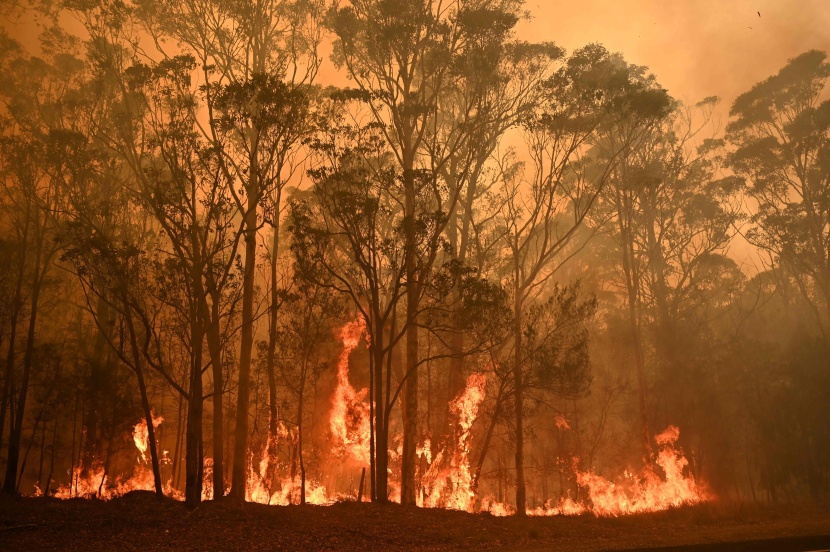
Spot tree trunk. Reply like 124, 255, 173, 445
615, 188, 652, 459
513, 280, 526, 516
298, 360, 306, 505
373, 331, 388, 503
125, 309, 163, 497
401, 167, 418, 506
205, 292, 224, 500
0, 249, 25, 485
185, 330, 204, 507
3, 244, 43, 493
230, 190, 258, 500
186, 247, 206, 506
266, 204, 281, 490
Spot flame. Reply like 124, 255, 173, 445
53, 415, 180, 500
419, 372, 487, 512
572, 426, 707, 516
41, 321, 710, 516
329, 316, 371, 465
523, 425, 707, 517
133, 413, 163, 463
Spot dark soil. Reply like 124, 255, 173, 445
1, 492, 828, 551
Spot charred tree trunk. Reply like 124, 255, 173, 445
265, 202, 281, 490
513, 277, 526, 516
401, 167, 418, 506
205, 289, 224, 500
373, 326, 388, 503
125, 309, 163, 497
186, 237, 206, 506
230, 177, 259, 501
4, 236, 44, 493
185, 330, 204, 507
0, 275, 23, 480
298, 358, 306, 505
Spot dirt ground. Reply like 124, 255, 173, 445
1, 492, 829, 551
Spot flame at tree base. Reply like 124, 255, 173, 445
42, 321, 710, 516
482, 425, 709, 517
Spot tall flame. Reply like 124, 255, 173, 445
420, 372, 487, 512
570, 425, 707, 516
43, 321, 711, 516
329, 316, 371, 465
133, 413, 163, 463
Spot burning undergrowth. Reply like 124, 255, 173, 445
42, 318, 709, 516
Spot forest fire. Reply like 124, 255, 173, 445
330, 317, 372, 465
522, 426, 708, 517
44, 331, 708, 517
133, 413, 164, 463
7, 3, 830, 550
419, 372, 487, 512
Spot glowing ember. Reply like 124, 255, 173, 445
329, 316, 371, 465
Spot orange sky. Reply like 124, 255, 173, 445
5, 1, 830, 108
522, 0, 830, 108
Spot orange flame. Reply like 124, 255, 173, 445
419, 372, 487, 512
133, 413, 163, 463
329, 316, 371, 465
43, 322, 710, 517
521, 425, 708, 517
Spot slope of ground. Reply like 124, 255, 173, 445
1, 492, 828, 551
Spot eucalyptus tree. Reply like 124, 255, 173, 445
136, 0, 325, 500
329, 0, 534, 505
291, 102, 408, 502
493, 44, 672, 513
0, 37, 82, 493
433, 39, 564, 427
727, 50, 830, 339
58, 2, 242, 501
588, 95, 744, 464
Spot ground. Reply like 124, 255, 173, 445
1, 492, 829, 551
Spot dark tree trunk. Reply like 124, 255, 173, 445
3, 244, 43, 493
205, 293, 224, 500
125, 310, 163, 497
373, 328, 388, 503
401, 166, 418, 506
265, 203, 281, 490
230, 188, 258, 500
513, 282, 526, 516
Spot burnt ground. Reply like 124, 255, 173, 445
1, 492, 829, 551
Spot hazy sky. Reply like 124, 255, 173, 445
521, 0, 830, 109
5, 1, 830, 109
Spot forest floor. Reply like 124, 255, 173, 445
1, 491, 829, 551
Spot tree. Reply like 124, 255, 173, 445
595, 97, 743, 458
0, 40, 78, 493
494, 44, 672, 513
727, 50, 830, 338
137, 0, 324, 500
329, 0, 530, 505
292, 106, 408, 502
